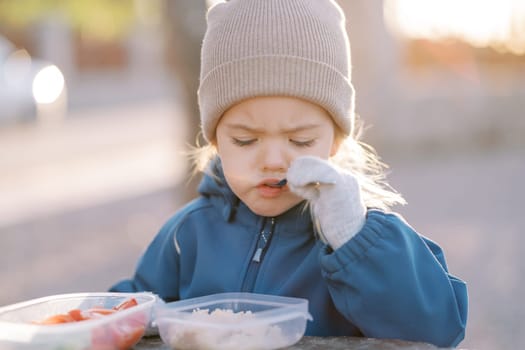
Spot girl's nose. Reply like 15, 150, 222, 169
260, 142, 288, 172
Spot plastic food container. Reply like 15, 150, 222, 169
0, 292, 157, 350
155, 292, 313, 350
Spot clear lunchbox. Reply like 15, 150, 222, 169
155, 292, 313, 350
0, 292, 157, 350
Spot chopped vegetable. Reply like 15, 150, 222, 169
33, 298, 138, 325
32, 297, 145, 350
113, 297, 138, 311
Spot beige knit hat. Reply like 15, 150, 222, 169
198, 0, 355, 142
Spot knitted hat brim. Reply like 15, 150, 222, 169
198, 55, 354, 142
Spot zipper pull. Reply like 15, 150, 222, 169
252, 247, 262, 263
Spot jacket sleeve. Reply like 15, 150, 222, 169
320, 210, 468, 348
109, 214, 181, 301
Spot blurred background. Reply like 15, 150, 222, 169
0, 1, 523, 349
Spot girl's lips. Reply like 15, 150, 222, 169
258, 178, 287, 188
257, 184, 287, 198
257, 179, 288, 198
267, 178, 287, 188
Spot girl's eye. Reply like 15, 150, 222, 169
232, 137, 256, 146
290, 139, 315, 147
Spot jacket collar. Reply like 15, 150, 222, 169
197, 157, 313, 234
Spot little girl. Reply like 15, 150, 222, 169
110, 0, 468, 347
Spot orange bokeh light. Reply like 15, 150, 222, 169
384, 0, 525, 55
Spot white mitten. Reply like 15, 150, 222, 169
287, 156, 367, 250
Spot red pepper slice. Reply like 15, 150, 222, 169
113, 297, 138, 311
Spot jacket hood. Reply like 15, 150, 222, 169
197, 157, 240, 221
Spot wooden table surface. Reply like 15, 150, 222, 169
134, 336, 448, 349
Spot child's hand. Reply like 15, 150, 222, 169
287, 156, 366, 250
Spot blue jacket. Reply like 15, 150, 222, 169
110, 163, 468, 347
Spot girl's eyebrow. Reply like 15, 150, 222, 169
281, 124, 323, 133
224, 123, 264, 133
224, 123, 322, 133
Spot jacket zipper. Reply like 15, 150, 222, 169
241, 217, 276, 292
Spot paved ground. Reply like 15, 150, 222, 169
0, 101, 523, 349
384, 147, 525, 350
0, 99, 187, 227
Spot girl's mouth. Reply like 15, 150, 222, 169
266, 179, 287, 188
257, 179, 288, 198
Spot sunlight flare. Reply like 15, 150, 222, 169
384, 0, 525, 54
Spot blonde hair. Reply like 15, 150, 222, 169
188, 116, 405, 211
330, 119, 406, 210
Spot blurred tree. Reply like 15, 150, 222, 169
164, 0, 207, 202
0, 0, 135, 42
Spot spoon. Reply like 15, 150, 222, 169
266, 178, 287, 188
266, 178, 336, 188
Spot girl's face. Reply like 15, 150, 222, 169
215, 96, 340, 217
